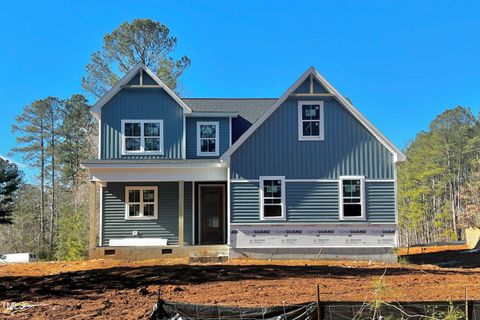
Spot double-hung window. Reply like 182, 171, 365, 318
340, 176, 365, 220
122, 120, 164, 155
260, 176, 286, 220
125, 186, 158, 220
197, 121, 219, 156
298, 101, 324, 141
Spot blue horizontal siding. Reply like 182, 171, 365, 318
101, 88, 184, 159
230, 96, 394, 179
230, 182, 260, 223
184, 182, 193, 245
286, 182, 339, 222
366, 181, 396, 223
186, 117, 230, 159
102, 182, 179, 246
230, 181, 396, 224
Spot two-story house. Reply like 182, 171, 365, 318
83, 63, 405, 261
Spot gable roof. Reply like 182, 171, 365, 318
91, 63, 192, 118
183, 98, 276, 124
221, 67, 406, 163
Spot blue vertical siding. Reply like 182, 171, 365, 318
186, 117, 230, 158
230, 181, 395, 224
102, 182, 180, 246
101, 88, 184, 159
230, 96, 394, 179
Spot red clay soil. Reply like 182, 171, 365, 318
1, 258, 479, 319
397, 243, 469, 255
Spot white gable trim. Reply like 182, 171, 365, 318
91, 63, 192, 119
221, 67, 406, 163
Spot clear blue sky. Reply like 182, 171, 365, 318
1, 1, 479, 179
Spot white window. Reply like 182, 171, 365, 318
259, 176, 286, 220
339, 176, 365, 220
121, 120, 164, 155
125, 186, 158, 220
197, 121, 219, 156
298, 101, 324, 141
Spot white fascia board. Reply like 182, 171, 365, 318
310, 68, 406, 163
221, 68, 312, 161
221, 67, 406, 164
186, 112, 238, 118
81, 161, 227, 169
91, 63, 192, 119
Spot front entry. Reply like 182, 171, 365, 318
199, 185, 225, 244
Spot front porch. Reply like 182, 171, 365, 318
83, 159, 230, 260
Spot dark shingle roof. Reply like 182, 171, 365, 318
182, 98, 277, 124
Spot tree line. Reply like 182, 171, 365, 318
0, 19, 191, 260
398, 106, 480, 246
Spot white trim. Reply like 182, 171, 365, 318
196, 121, 220, 157
231, 179, 260, 183
297, 100, 325, 141
393, 165, 399, 247
186, 112, 238, 118
124, 186, 158, 220
339, 176, 366, 221
97, 118, 102, 159
286, 179, 337, 183
229, 117, 233, 147
192, 181, 195, 245
182, 116, 186, 159
83, 161, 226, 169
230, 222, 396, 226
227, 168, 231, 245
99, 186, 103, 246
221, 67, 406, 163
259, 176, 286, 221
231, 178, 395, 183
198, 184, 226, 245
121, 119, 164, 156
91, 63, 192, 118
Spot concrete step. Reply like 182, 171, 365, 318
189, 255, 228, 263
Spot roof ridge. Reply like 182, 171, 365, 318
182, 97, 277, 100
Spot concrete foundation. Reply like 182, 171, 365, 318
89, 245, 229, 261
229, 247, 397, 262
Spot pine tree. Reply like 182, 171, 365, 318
0, 157, 22, 224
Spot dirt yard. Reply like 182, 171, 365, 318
1, 257, 480, 319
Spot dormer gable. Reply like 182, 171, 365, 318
91, 63, 192, 119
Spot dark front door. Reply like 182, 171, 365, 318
200, 185, 225, 244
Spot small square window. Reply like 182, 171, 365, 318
298, 101, 324, 141
125, 187, 158, 220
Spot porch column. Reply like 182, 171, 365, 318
89, 181, 98, 249
178, 181, 185, 246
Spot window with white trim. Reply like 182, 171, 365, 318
340, 177, 365, 220
125, 186, 158, 220
197, 121, 219, 156
260, 176, 286, 220
122, 120, 163, 155
298, 101, 324, 141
